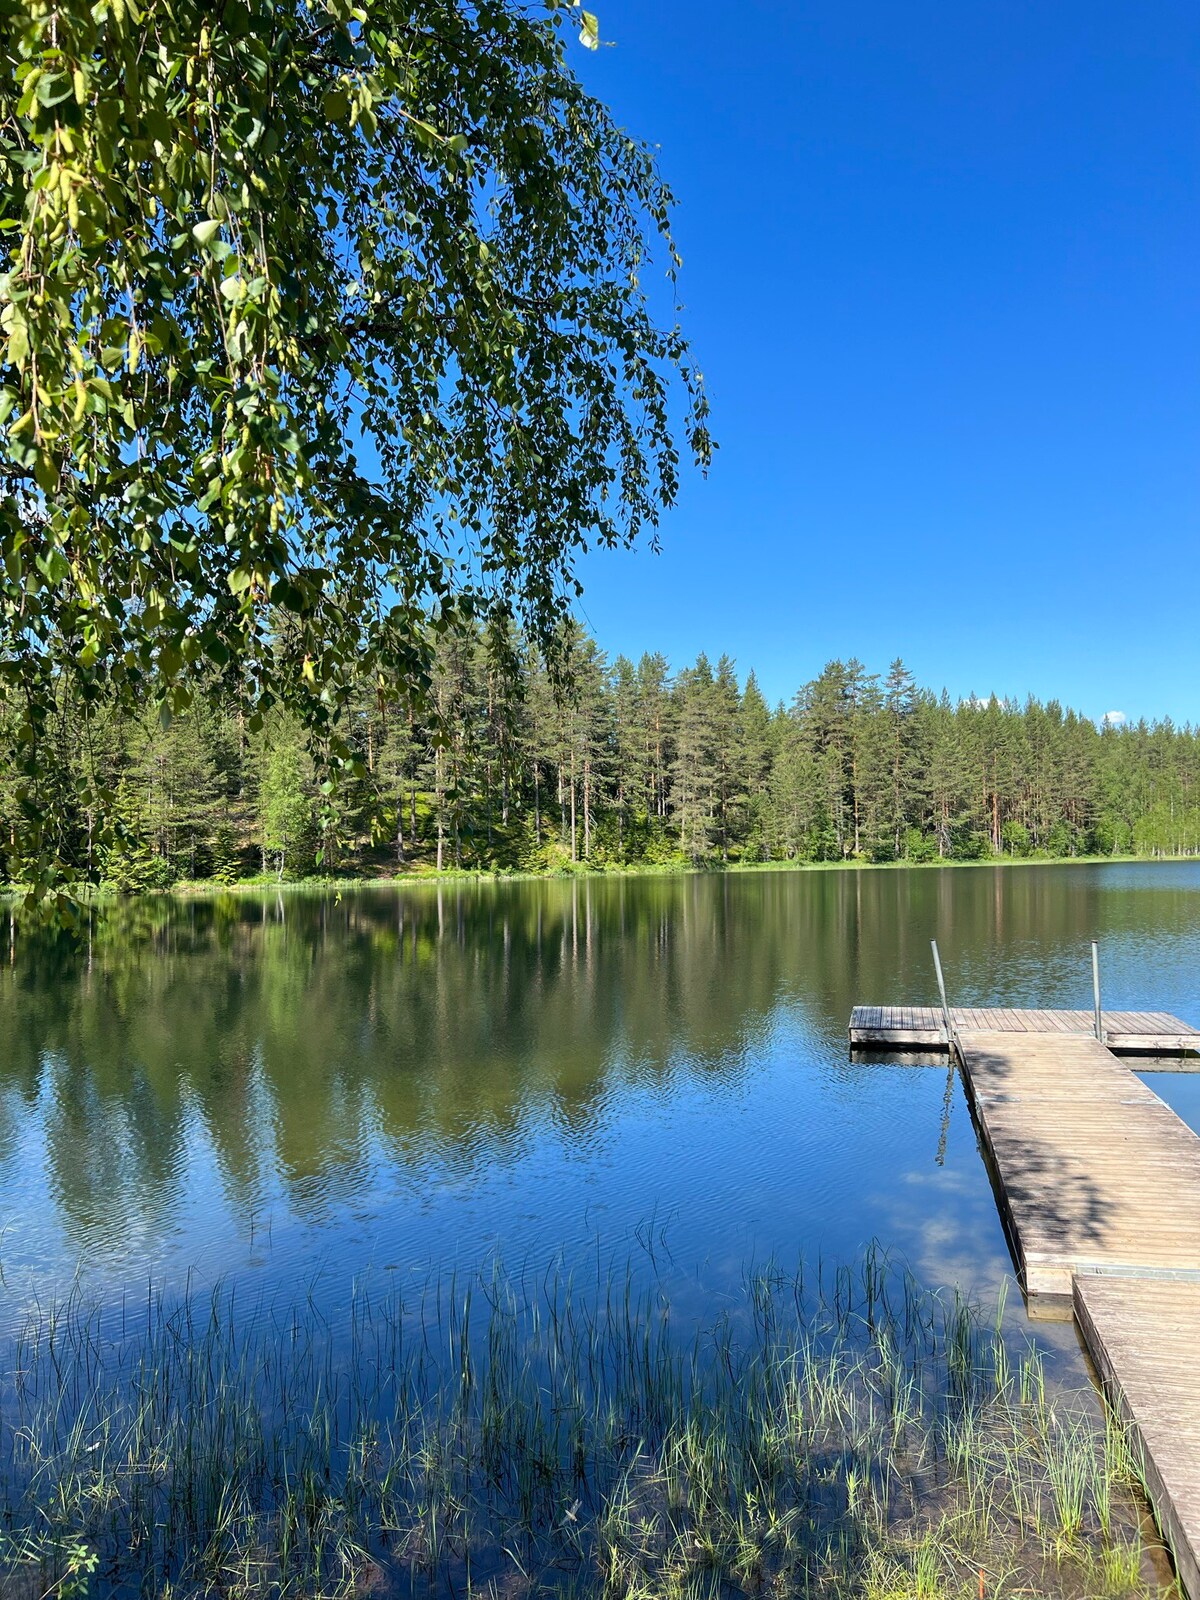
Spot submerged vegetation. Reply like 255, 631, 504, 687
6, 638, 1200, 895
0, 1255, 1177, 1600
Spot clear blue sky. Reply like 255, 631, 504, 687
569, 1, 1199, 724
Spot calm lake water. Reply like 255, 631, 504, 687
2, 863, 1199, 1354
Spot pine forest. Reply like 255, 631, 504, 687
6, 629, 1200, 889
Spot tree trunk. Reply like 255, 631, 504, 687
435, 746, 445, 871
570, 746, 578, 862
583, 753, 591, 860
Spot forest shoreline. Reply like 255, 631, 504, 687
5, 850, 1195, 903
12, 650, 1200, 890
162, 849, 1200, 893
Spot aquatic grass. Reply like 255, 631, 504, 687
0, 1251, 1178, 1600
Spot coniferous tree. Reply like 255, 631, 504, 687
672, 656, 719, 863
884, 660, 919, 859
637, 653, 674, 825
611, 656, 646, 857
5, 624, 1200, 885
710, 656, 745, 862
259, 722, 316, 879
739, 673, 775, 861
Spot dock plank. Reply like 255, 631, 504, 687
849, 1005, 1200, 1058
1076, 1277, 1200, 1600
957, 1029, 1200, 1299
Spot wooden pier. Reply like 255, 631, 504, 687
850, 1004, 1200, 1055
851, 1001, 1200, 1594
955, 1029, 1200, 1299
1076, 1276, 1200, 1600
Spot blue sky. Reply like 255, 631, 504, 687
568, 1, 1200, 723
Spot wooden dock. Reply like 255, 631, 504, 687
1076, 1276, 1200, 1600
850, 1002, 1200, 1595
850, 1004, 1200, 1055
956, 1030, 1200, 1299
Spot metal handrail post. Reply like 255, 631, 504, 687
1092, 940, 1103, 1042
931, 939, 956, 1055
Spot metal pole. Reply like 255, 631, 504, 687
931, 939, 954, 1050
1091, 940, 1103, 1042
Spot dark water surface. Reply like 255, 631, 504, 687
2, 863, 1199, 1350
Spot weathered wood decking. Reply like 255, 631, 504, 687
849, 1003, 1200, 1594
850, 1004, 1200, 1055
956, 1030, 1200, 1299
1076, 1276, 1200, 1600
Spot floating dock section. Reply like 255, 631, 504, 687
850, 1001, 1200, 1595
1076, 1276, 1200, 1600
850, 1005, 1200, 1054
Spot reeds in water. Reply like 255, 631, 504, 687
0, 1250, 1179, 1600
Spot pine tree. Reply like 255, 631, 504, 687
6, 621, 1200, 880
611, 655, 646, 858
378, 700, 423, 865
259, 723, 316, 879
739, 672, 775, 860
637, 653, 674, 823
883, 659, 919, 858
672, 655, 719, 863
710, 656, 746, 861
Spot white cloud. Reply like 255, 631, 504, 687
1102, 710, 1126, 726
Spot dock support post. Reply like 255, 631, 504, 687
1092, 940, 1103, 1042
931, 940, 955, 1054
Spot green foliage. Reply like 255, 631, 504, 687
949, 824, 992, 861
1134, 802, 1200, 858
210, 823, 241, 885
1002, 819, 1032, 857
4, 635, 1200, 884
98, 782, 172, 893
0, 0, 710, 904
259, 728, 315, 878
1046, 818, 1077, 859
903, 826, 937, 863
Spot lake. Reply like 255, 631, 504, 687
3, 861, 1200, 1355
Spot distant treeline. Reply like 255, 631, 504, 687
5, 628, 1200, 887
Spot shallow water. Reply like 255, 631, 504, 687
1, 863, 1198, 1357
